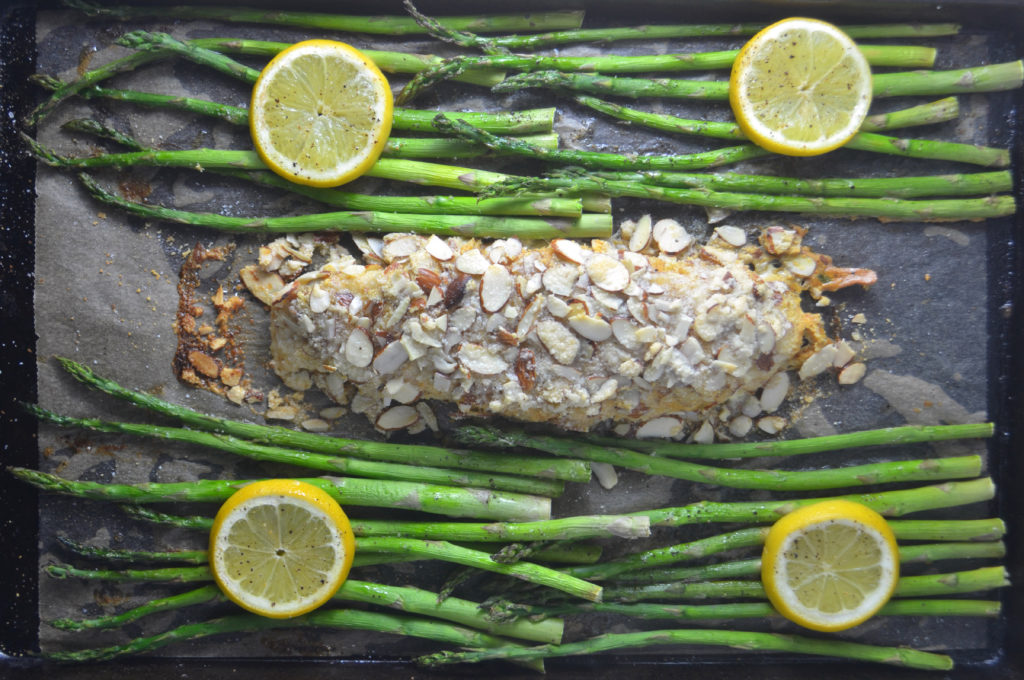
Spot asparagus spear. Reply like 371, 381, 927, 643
609, 540, 1007, 584
30, 407, 565, 497
602, 566, 1010, 603
437, 116, 1011, 170
518, 599, 1000, 622
50, 580, 564, 643
60, 117, 587, 218
54, 358, 592, 482
46, 608, 530, 663
65, 1, 585, 35
492, 61, 1024, 101
456, 425, 983, 491
396, 45, 936, 102
120, 505, 653, 542
419, 20, 961, 52
48, 538, 604, 602
587, 422, 995, 460
418, 627, 954, 671
12, 468, 552, 522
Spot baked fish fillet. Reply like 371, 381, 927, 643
251, 224, 874, 435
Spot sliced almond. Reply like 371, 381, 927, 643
536, 319, 580, 365
376, 405, 419, 431
480, 264, 513, 313
455, 248, 489, 275
444, 273, 469, 309
517, 295, 545, 338
785, 254, 818, 278
628, 214, 653, 252
715, 225, 747, 247
188, 350, 220, 379
301, 418, 331, 432
551, 238, 589, 264
415, 267, 443, 293
220, 366, 243, 387
759, 372, 790, 412
591, 378, 618, 403
457, 343, 509, 375
636, 416, 682, 439
546, 296, 571, 318
515, 347, 537, 392
626, 296, 648, 324
240, 265, 285, 306
591, 287, 624, 313
652, 219, 692, 254
758, 416, 787, 435
568, 312, 612, 342
728, 415, 753, 437
838, 362, 867, 385
385, 378, 421, 404
586, 254, 629, 292
691, 420, 715, 444
308, 282, 330, 313
612, 318, 641, 350
381, 236, 420, 261
542, 263, 579, 296
345, 330, 374, 369
761, 226, 799, 256
591, 461, 619, 490
798, 343, 839, 380
425, 235, 454, 261
373, 340, 409, 375
832, 340, 857, 368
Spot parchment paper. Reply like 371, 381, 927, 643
33, 8, 997, 661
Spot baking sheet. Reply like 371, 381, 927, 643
5, 0, 1019, 672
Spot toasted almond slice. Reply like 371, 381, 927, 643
373, 340, 409, 374
636, 416, 683, 439
590, 287, 624, 313
626, 296, 648, 324
376, 405, 419, 431
189, 350, 220, 378
691, 420, 715, 444
546, 296, 571, 318
515, 347, 537, 392
345, 328, 374, 368
536, 319, 580, 365
628, 214, 653, 252
715, 225, 747, 247
652, 219, 692, 254
480, 264, 513, 313
517, 295, 545, 339
240, 265, 286, 306
457, 343, 509, 375
568, 312, 612, 342
762, 226, 799, 255
542, 263, 579, 296
455, 248, 489, 275
758, 415, 787, 435
760, 372, 790, 412
785, 254, 818, 277
838, 362, 867, 385
799, 343, 839, 380
611, 318, 641, 350
308, 283, 330, 313
385, 378, 421, 404
586, 254, 629, 292
425, 235, 454, 261
728, 415, 753, 437
591, 378, 618, 403
591, 461, 619, 490
832, 340, 857, 367
381, 235, 420, 261
551, 238, 589, 264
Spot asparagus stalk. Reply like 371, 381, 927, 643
610, 540, 1007, 584
54, 357, 592, 482
48, 538, 603, 602
418, 627, 954, 671
602, 566, 1010, 603
456, 426, 983, 491
438, 115, 1011, 170
639, 478, 996, 527
76, 172, 611, 240
60, 117, 586, 218
66, 1, 585, 35
12, 468, 551, 522
46, 608, 528, 663
423, 21, 961, 52
593, 169, 1012, 199
588, 422, 995, 461
396, 45, 935, 102
522, 599, 1000, 622
56, 536, 208, 565
566, 528, 768, 581
576, 95, 1006, 168
492, 61, 1024, 101
120, 505, 652, 542
30, 407, 565, 497
49, 585, 222, 631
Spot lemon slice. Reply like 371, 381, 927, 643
250, 39, 393, 187
209, 479, 355, 618
730, 18, 872, 156
761, 499, 898, 632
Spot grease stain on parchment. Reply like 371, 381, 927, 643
923, 226, 971, 247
